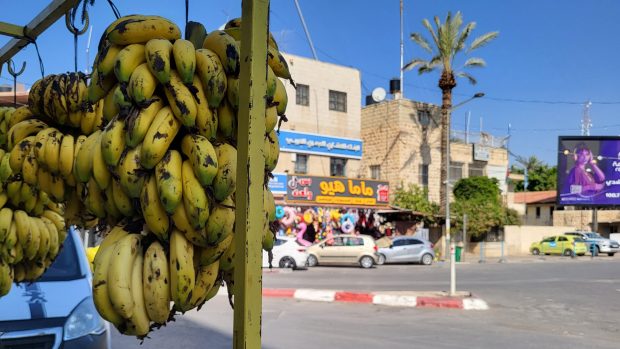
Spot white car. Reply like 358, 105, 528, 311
263, 236, 309, 270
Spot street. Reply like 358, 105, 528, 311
112, 256, 620, 348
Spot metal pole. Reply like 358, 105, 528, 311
465, 111, 471, 144
293, 0, 318, 60
446, 109, 456, 296
399, 0, 404, 98
233, 0, 269, 347
462, 214, 467, 262
479, 240, 485, 263
499, 238, 507, 263
592, 208, 598, 233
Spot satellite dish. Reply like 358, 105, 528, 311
371, 87, 386, 102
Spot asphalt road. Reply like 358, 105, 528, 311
112, 256, 620, 348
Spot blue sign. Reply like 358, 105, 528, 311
278, 130, 363, 159
268, 173, 287, 195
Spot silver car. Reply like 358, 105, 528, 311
377, 237, 435, 265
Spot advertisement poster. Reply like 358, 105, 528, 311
557, 136, 620, 206
286, 174, 390, 207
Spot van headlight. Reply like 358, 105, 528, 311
64, 297, 106, 341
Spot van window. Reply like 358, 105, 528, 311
39, 233, 82, 281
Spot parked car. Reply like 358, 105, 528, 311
306, 234, 379, 268
530, 235, 587, 256
377, 237, 435, 265
263, 236, 309, 270
564, 231, 620, 256
0, 228, 111, 348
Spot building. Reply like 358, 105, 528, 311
508, 190, 557, 226
0, 83, 28, 106
360, 98, 510, 204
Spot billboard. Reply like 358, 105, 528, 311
277, 130, 363, 159
557, 136, 620, 206
286, 174, 390, 207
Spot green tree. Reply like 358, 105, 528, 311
391, 184, 440, 224
404, 12, 498, 212
450, 177, 520, 237
510, 156, 557, 192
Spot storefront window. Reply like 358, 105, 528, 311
330, 158, 347, 177
295, 154, 308, 174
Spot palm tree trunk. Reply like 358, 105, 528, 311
439, 70, 456, 213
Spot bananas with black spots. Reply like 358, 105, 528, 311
195, 49, 227, 108
205, 195, 235, 245
8, 106, 34, 129
0, 207, 13, 243
74, 130, 101, 183
114, 43, 146, 83
108, 234, 142, 319
191, 75, 218, 140
84, 177, 106, 219
9, 136, 35, 173
92, 133, 112, 190
184, 21, 207, 52
128, 63, 157, 105
155, 149, 183, 214
106, 15, 181, 46
171, 202, 208, 247
202, 31, 240, 77
187, 260, 219, 310
181, 134, 218, 187
118, 144, 146, 199
216, 100, 236, 140
267, 46, 294, 83
125, 98, 164, 148
172, 39, 196, 84
169, 229, 195, 310
265, 129, 280, 171
127, 245, 150, 336
0, 258, 14, 297
96, 42, 123, 78
58, 134, 75, 182
21, 147, 38, 186
101, 116, 126, 167
143, 241, 171, 324
181, 160, 209, 229
88, 67, 117, 104
7, 119, 48, 151
273, 76, 288, 116
164, 70, 197, 127
265, 106, 278, 133
44, 129, 63, 174
140, 174, 170, 242
212, 143, 237, 202
111, 179, 135, 217
140, 106, 180, 169
92, 236, 125, 328
145, 39, 173, 84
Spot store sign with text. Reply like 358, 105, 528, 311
268, 173, 287, 195
278, 130, 363, 159
286, 174, 389, 206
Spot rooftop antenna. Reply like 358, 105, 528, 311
581, 100, 592, 136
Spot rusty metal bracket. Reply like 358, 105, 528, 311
7, 59, 26, 107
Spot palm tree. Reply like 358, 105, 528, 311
404, 11, 498, 211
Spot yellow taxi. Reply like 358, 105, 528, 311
530, 235, 587, 256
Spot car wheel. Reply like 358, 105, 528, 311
595, 246, 600, 256
279, 257, 296, 269
563, 249, 573, 257
359, 256, 374, 269
421, 253, 433, 265
531, 248, 540, 256
608, 253, 615, 257
307, 254, 318, 267
377, 254, 386, 265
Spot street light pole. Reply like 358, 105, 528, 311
445, 92, 484, 296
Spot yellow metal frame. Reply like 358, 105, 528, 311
234, 0, 269, 347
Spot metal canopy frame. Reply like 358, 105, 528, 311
0, 0, 80, 66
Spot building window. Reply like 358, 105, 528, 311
295, 154, 308, 174
550, 207, 554, 218
330, 158, 347, 177
468, 162, 485, 177
370, 165, 381, 179
419, 164, 429, 186
449, 162, 463, 182
536, 207, 541, 219
329, 90, 347, 112
296, 84, 309, 106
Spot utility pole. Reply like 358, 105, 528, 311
582, 101, 597, 232
399, 0, 404, 98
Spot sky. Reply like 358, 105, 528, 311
2, 0, 620, 166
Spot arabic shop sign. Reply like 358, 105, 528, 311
267, 173, 287, 195
286, 174, 389, 206
278, 130, 363, 159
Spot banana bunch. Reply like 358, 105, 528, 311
28, 72, 90, 128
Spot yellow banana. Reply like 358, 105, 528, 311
0, 259, 14, 297
219, 234, 236, 271
111, 179, 135, 217
127, 246, 150, 336
28, 76, 54, 116
102, 84, 120, 122
268, 45, 293, 82
80, 104, 97, 135
40, 216, 59, 260
44, 129, 63, 174
155, 149, 183, 214
58, 134, 75, 179
187, 260, 219, 310
87, 67, 116, 104
170, 229, 195, 310
202, 30, 240, 76
0, 153, 12, 182
195, 48, 227, 108
216, 100, 236, 140
74, 130, 101, 183
200, 233, 233, 267
273, 76, 288, 116
181, 134, 218, 187
7, 106, 34, 129
206, 195, 236, 245
191, 75, 218, 140
20, 183, 37, 212
106, 15, 181, 46
172, 39, 196, 84
171, 202, 208, 247
265, 105, 278, 133
212, 143, 237, 202
226, 76, 239, 110
266, 66, 277, 100
34, 128, 55, 165
34, 218, 50, 260
6, 180, 22, 207
7, 119, 47, 151
140, 174, 170, 242
15, 210, 39, 260
9, 136, 35, 173
112, 84, 133, 113
84, 177, 106, 219
125, 97, 164, 148
92, 134, 111, 190
21, 146, 39, 186
181, 160, 209, 229
96, 42, 123, 78
0, 208, 13, 243
101, 116, 126, 167
222, 20, 279, 49
114, 43, 146, 83
127, 63, 158, 105
265, 129, 280, 171
36, 168, 51, 197
108, 234, 142, 319
140, 106, 180, 169
64, 72, 87, 113
118, 144, 146, 199
92, 241, 125, 328
41, 210, 65, 239
164, 70, 197, 127
142, 240, 171, 324
145, 38, 173, 84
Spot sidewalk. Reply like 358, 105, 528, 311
218, 287, 489, 310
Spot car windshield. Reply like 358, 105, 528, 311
573, 238, 586, 242
586, 233, 602, 239
38, 232, 83, 281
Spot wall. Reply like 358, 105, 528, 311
502, 225, 577, 255
553, 209, 620, 238
523, 204, 555, 226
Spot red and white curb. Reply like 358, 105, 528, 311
257, 288, 489, 310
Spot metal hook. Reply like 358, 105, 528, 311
7, 59, 26, 107
65, 9, 89, 35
